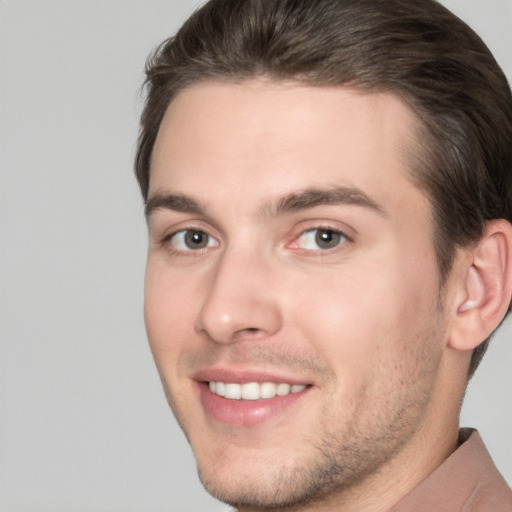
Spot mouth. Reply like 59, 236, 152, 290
195, 371, 312, 428
208, 381, 307, 400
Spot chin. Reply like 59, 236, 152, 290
197, 459, 329, 510
192, 438, 373, 510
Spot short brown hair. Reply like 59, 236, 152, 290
135, 0, 512, 376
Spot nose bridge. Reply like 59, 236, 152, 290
196, 244, 282, 343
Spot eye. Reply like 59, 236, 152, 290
168, 229, 218, 252
295, 228, 347, 250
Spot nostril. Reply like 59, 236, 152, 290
232, 326, 265, 342
197, 291, 283, 343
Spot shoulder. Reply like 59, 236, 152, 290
460, 430, 512, 511
469, 487, 512, 512
465, 464, 512, 511
390, 429, 512, 512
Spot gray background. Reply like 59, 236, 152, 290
0, 1, 510, 511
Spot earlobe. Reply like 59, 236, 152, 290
449, 219, 512, 352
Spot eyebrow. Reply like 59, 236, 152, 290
263, 186, 387, 217
145, 193, 205, 218
145, 185, 387, 220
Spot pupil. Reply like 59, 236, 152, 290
185, 230, 207, 249
315, 230, 340, 249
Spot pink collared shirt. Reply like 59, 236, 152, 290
390, 429, 512, 511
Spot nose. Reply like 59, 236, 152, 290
196, 248, 283, 344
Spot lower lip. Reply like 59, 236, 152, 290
197, 383, 309, 428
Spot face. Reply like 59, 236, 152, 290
145, 81, 450, 510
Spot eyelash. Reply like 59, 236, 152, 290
289, 226, 351, 253
160, 225, 351, 256
161, 228, 218, 255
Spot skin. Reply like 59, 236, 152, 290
144, 81, 467, 511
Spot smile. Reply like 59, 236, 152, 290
208, 381, 307, 400
197, 375, 311, 427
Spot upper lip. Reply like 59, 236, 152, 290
193, 367, 312, 386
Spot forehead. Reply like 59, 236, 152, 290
150, 80, 424, 212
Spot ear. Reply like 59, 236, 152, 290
448, 219, 512, 352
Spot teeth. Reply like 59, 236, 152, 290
260, 382, 277, 399
216, 381, 225, 397
276, 383, 291, 396
208, 381, 306, 400
224, 383, 242, 399
241, 382, 260, 400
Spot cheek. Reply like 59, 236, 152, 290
287, 256, 441, 379
143, 262, 200, 364
288, 267, 444, 437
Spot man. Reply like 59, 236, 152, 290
135, 0, 512, 510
